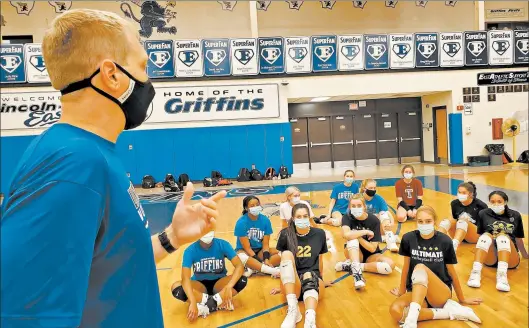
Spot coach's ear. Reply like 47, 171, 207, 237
96, 60, 124, 96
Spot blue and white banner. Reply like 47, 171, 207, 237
258, 37, 285, 74
0, 91, 62, 130
415, 33, 439, 67
147, 84, 280, 124
364, 34, 389, 70
24, 43, 50, 83
488, 30, 514, 65
464, 31, 488, 66
337, 35, 364, 71
231, 38, 258, 76
145, 40, 175, 78
174, 40, 203, 78
439, 32, 464, 67
389, 34, 414, 69
1, 44, 26, 83
202, 39, 231, 77
514, 30, 529, 65
311, 35, 337, 72
285, 36, 311, 74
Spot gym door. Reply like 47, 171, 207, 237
398, 111, 422, 163
434, 107, 448, 164
331, 116, 354, 168
290, 118, 309, 170
308, 117, 332, 168
377, 113, 399, 165
353, 113, 377, 166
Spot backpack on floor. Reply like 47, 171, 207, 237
211, 170, 223, 180
177, 173, 190, 190
279, 165, 290, 179
237, 168, 251, 182
141, 175, 156, 189
203, 177, 218, 187
163, 174, 179, 192
264, 167, 277, 180
250, 169, 263, 181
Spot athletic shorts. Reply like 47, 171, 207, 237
343, 243, 382, 261
405, 289, 453, 308
199, 278, 222, 295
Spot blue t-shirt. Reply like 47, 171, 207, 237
183, 238, 237, 281
365, 194, 389, 215
234, 213, 273, 250
1, 124, 163, 328
330, 182, 360, 214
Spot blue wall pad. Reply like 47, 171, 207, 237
448, 112, 463, 165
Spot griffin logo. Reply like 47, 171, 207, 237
10, 1, 35, 15
48, 1, 72, 13
121, 1, 177, 38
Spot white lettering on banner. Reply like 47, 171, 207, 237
1, 92, 62, 130
147, 84, 280, 124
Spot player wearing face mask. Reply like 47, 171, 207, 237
395, 165, 424, 222
171, 231, 247, 321
467, 191, 528, 292
390, 206, 482, 328
234, 196, 281, 278
436, 182, 488, 252
280, 186, 316, 228
321, 170, 359, 227
335, 194, 395, 290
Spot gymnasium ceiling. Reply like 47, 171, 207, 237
287, 91, 443, 103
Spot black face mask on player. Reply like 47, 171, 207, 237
365, 189, 377, 197
60, 63, 155, 130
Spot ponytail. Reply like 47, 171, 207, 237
459, 181, 477, 198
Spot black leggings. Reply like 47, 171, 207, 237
172, 276, 248, 302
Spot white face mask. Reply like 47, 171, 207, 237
490, 204, 505, 214
294, 218, 311, 229
344, 177, 355, 184
291, 196, 301, 204
457, 193, 468, 202
350, 207, 364, 217
403, 173, 413, 180
249, 206, 262, 216
200, 231, 215, 244
417, 223, 435, 236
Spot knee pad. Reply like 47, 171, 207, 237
346, 239, 359, 250
280, 260, 295, 285
496, 234, 511, 253
456, 220, 468, 232
237, 252, 249, 266
376, 262, 393, 275
439, 219, 452, 231
233, 276, 248, 293
303, 289, 319, 303
411, 266, 428, 288
331, 218, 341, 227
476, 234, 493, 252
171, 285, 188, 302
301, 271, 320, 296
379, 211, 391, 222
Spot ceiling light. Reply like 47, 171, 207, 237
310, 97, 331, 102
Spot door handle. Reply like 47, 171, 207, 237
292, 143, 308, 148
355, 140, 376, 144
400, 137, 421, 142
333, 141, 353, 145
311, 142, 331, 147
379, 138, 398, 142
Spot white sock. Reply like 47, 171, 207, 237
407, 302, 421, 322
385, 231, 395, 243
431, 308, 450, 320
201, 293, 209, 304
452, 239, 460, 250
286, 293, 298, 307
472, 262, 483, 273
260, 264, 277, 275
497, 261, 508, 275
359, 263, 365, 271
305, 309, 316, 321
352, 261, 361, 271
213, 293, 223, 306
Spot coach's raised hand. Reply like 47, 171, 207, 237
170, 182, 227, 248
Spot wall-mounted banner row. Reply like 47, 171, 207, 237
1, 30, 528, 83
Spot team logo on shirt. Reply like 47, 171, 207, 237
247, 228, 265, 242
404, 188, 413, 198
193, 257, 225, 274
490, 221, 514, 236
127, 181, 148, 229
338, 191, 354, 200
412, 245, 444, 263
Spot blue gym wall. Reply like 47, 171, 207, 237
0, 123, 293, 194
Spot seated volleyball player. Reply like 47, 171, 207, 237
335, 194, 395, 289
234, 196, 280, 277
467, 191, 528, 292
395, 165, 424, 222
275, 203, 331, 328
171, 231, 247, 321
437, 182, 488, 252
319, 170, 359, 226
389, 206, 482, 328
360, 178, 398, 252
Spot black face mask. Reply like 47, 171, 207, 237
60, 63, 155, 130
365, 189, 377, 197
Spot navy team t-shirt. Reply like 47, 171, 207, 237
1, 124, 163, 328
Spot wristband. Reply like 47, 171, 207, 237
399, 201, 410, 211
263, 251, 271, 261
158, 230, 177, 254
415, 199, 423, 208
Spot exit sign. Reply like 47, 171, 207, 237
349, 102, 359, 110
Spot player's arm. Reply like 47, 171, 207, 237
319, 254, 324, 280
228, 256, 245, 287
342, 225, 371, 240
262, 235, 271, 253
181, 267, 195, 304
398, 257, 410, 295
239, 237, 256, 257
447, 264, 465, 301
358, 237, 378, 253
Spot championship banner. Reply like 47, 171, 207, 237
24, 43, 50, 83
464, 31, 488, 66
230, 38, 258, 76
439, 32, 464, 67
488, 30, 514, 66
415, 33, 439, 68
174, 40, 203, 78
514, 30, 529, 64
145, 40, 175, 78
311, 35, 337, 72
1, 44, 26, 83
477, 71, 528, 85
0, 91, 62, 130
389, 34, 414, 69
258, 37, 285, 74
202, 39, 232, 77
337, 35, 364, 71
285, 36, 311, 74
364, 34, 389, 70
147, 84, 280, 124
